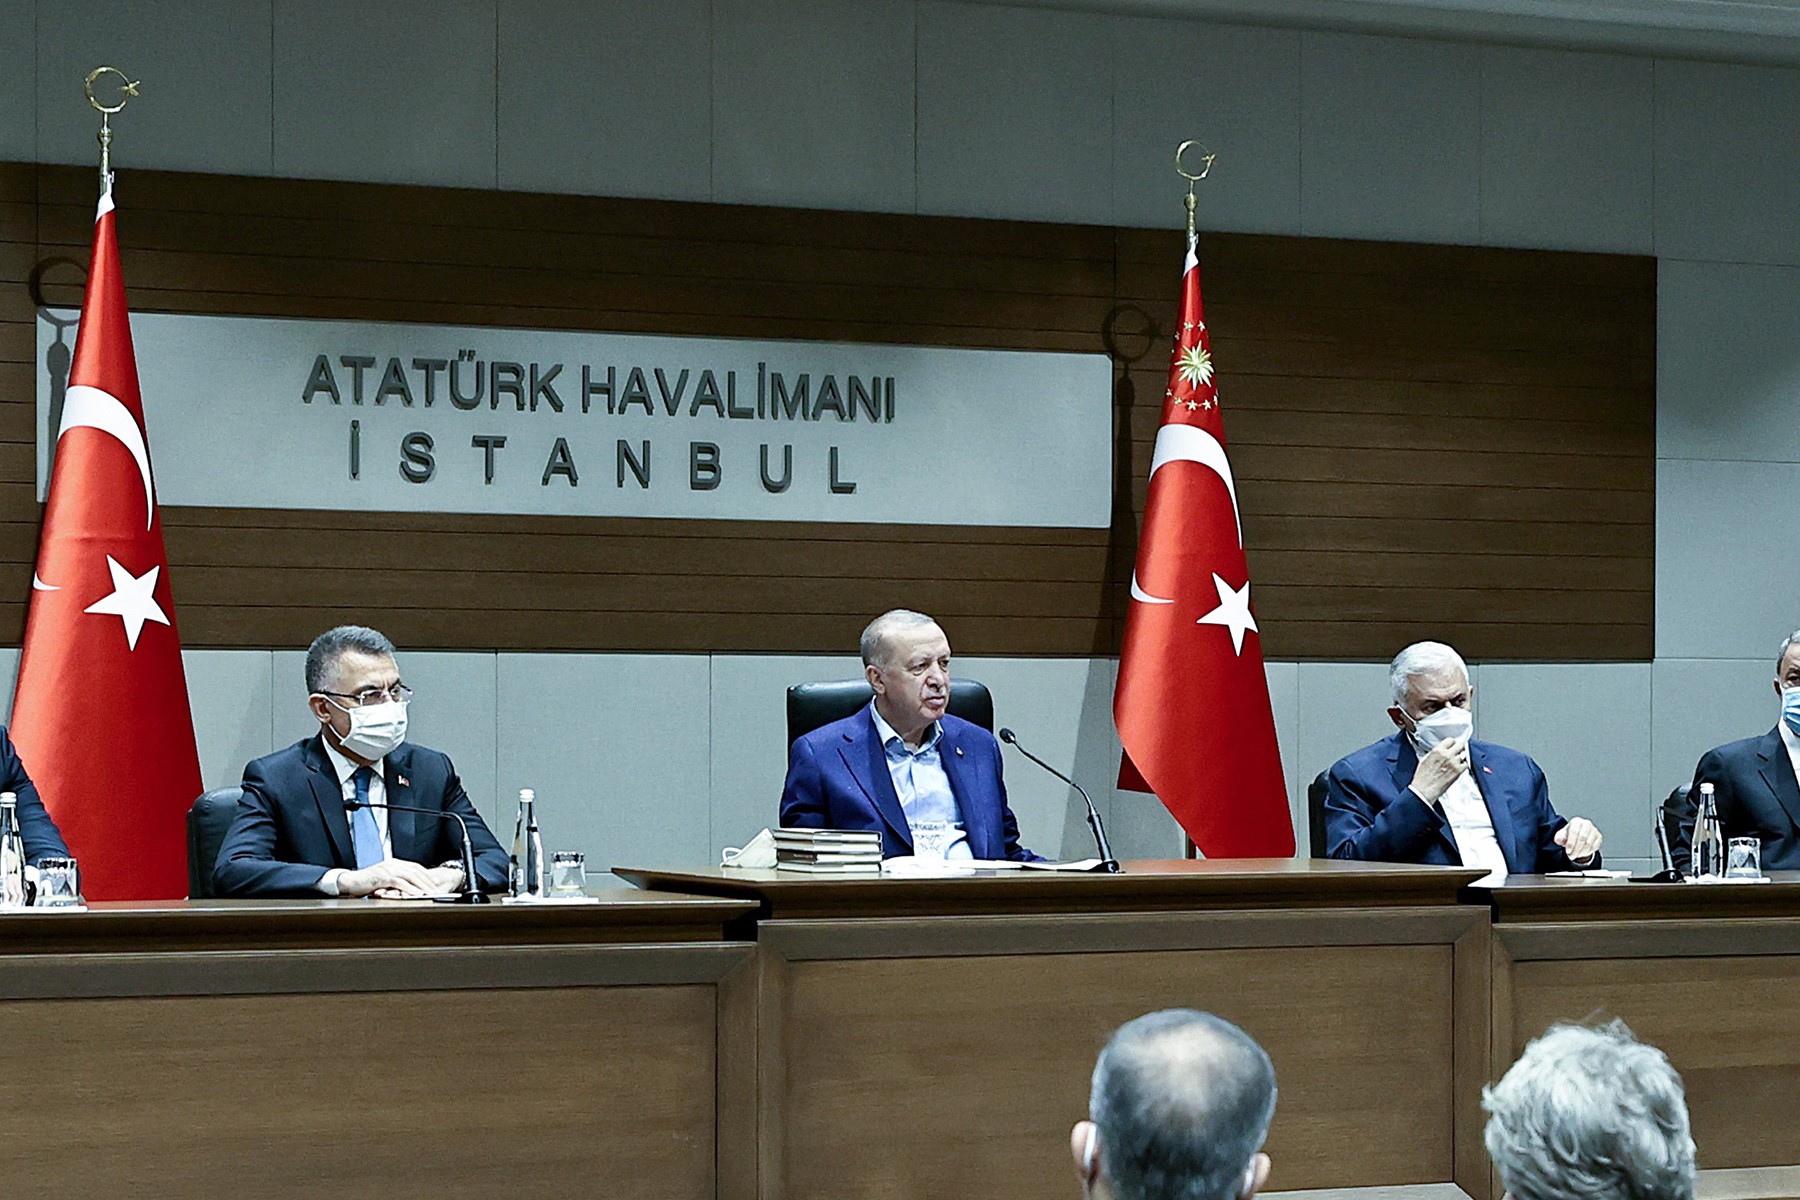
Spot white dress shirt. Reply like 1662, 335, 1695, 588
1426, 770, 1509, 886
1781, 719, 1800, 793
315, 736, 389, 895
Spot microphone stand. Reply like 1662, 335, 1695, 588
346, 798, 489, 904
998, 728, 1121, 873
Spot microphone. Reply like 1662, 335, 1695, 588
998, 728, 1121, 873
345, 797, 490, 904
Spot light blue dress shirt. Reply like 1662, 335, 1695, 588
869, 701, 971, 859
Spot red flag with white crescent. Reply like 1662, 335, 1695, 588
11, 183, 203, 899
1114, 244, 1294, 856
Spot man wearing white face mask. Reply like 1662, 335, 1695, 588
213, 625, 508, 898
1320, 641, 1603, 883
1686, 628, 1800, 871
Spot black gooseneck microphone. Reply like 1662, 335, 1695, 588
998, 728, 1121, 873
345, 797, 490, 904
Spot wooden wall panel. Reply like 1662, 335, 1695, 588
0, 160, 1655, 658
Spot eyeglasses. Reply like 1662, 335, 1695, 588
319, 684, 413, 707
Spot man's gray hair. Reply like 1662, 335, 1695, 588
860, 609, 938, 668
305, 625, 396, 694
1089, 1009, 1277, 1200
1483, 1021, 1695, 1200
1389, 641, 1469, 708
1778, 629, 1800, 673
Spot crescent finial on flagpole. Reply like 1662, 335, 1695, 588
1174, 140, 1215, 250
84, 67, 141, 195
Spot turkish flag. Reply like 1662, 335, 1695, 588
1113, 243, 1294, 856
11, 184, 203, 900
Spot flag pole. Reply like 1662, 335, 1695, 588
1174, 139, 1215, 253
83, 66, 141, 194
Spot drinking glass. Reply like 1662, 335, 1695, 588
1726, 837, 1763, 880
548, 851, 587, 897
35, 857, 80, 907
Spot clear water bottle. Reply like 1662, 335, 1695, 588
1693, 782, 1725, 879
0, 792, 25, 907
510, 788, 544, 897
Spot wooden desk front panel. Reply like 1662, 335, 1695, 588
757, 907, 1490, 1200
0, 942, 754, 1200
1508, 952, 1800, 1168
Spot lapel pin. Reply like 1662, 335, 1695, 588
396, 774, 410, 788
956, 747, 964, 757
1482, 766, 1492, 774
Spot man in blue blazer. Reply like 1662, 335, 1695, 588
1686, 628, 1800, 870
0, 729, 71, 865
214, 626, 507, 898
780, 609, 1041, 861
1323, 641, 1603, 880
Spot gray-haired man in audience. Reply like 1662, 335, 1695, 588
1484, 1021, 1695, 1200
1072, 1009, 1277, 1200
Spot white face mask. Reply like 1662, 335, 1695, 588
1408, 704, 1473, 753
327, 698, 408, 761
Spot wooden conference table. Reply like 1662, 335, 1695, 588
10, 864, 1800, 1200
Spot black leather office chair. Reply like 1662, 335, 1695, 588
186, 786, 243, 899
1307, 770, 1331, 859
786, 679, 995, 744
1662, 782, 1694, 873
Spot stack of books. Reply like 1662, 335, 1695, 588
775, 828, 883, 873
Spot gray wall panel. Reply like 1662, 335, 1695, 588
960, 654, 1118, 861
1656, 459, 1800, 659
36, 0, 273, 177
1655, 59, 1800, 266
1650, 657, 1779, 805
1658, 259, 1800, 463
497, 0, 711, 201
398, 651, 500, 835
1298, 30, 1481, 243
183, 648, 274, 790
0, 0, 35, 162
497, 652, 712, 873
273, 0, 497, 188
1478, 45, 1652, 253
1112, 16, 1301, 235
707, 652, 860, 857
1293, 661, 1396, 797
712, 0, 915, 213
916, 1, 1114, 224
1266, 660, 1302, 846
1476, 662, 1653, 861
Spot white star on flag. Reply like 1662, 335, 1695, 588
83, 556, 171, 651
1195, 572, 1258, 655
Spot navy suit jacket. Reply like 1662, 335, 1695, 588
1691, 727, 1800, 870
779, 708, 1042, 861
0, 727, 70, 866
213, 736, 508, 898
1323, 732, 1590, 874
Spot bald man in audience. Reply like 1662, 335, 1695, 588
1072, 1009, 1277, 1200
1322, 640, 1602, 883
